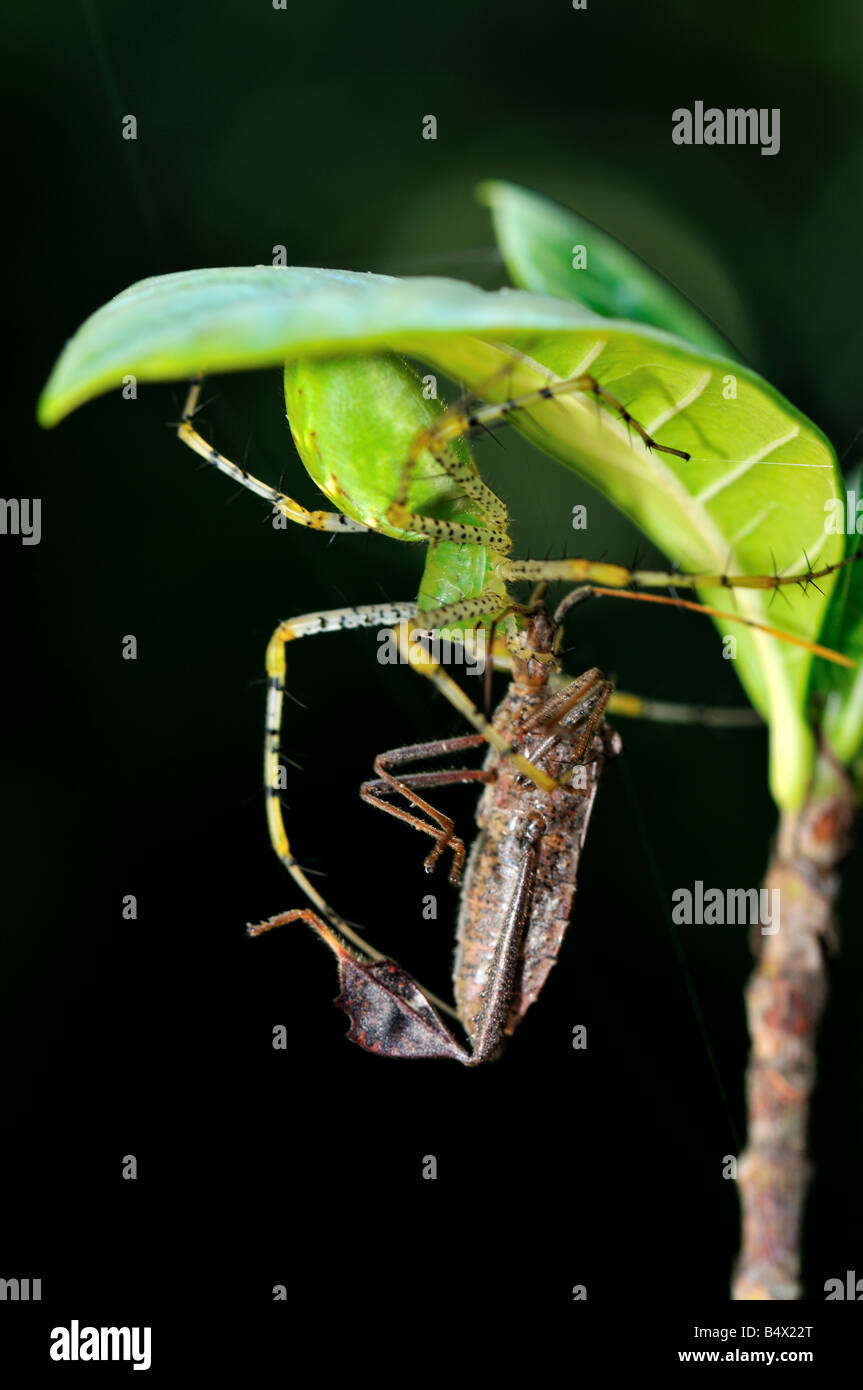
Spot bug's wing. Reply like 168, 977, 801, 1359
335, 955, 470, 1064
456, 732, 613, 1037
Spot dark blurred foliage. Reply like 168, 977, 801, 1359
3, 0, 861, 1338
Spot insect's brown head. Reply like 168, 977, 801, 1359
510, 607, 559, 687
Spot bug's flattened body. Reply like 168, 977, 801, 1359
455, 681, 620, 1047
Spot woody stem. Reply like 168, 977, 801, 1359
732, 746, 857, 1299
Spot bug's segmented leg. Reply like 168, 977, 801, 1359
177, 379, 367, 533
551, 584, 856, 668
247, 907, 344, 948
518, 667, 614, 783
420, 370, 692, 462
360, 736, 494, 883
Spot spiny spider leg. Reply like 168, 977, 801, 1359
177, 378, 367, 532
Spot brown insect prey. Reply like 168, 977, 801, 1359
335, 606, 620, 1063
454, 624, 621, 1056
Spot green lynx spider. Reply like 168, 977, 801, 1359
177, 352, 852, 650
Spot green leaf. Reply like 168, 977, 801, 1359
820, 465, 863, 765
478, 179, 733, 357
37, 266, 846, 808
37, 266, 608, 428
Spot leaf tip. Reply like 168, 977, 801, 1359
474, 179, 498, 208
36, 385, 63, 429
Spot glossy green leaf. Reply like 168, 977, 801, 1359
37, 266, 846, 808
37, 267, 608, 428
478, 179, 733, 357
819, 465, 863, 765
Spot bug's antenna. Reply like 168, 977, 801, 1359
553, 584, 597, 626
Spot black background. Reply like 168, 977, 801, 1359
3, 0, 862, 1364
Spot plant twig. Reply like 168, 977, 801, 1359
732, 746, 857, 1299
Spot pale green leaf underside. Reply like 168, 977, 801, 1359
37, 267, 846, 807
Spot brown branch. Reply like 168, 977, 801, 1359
732, 746, 857, 1300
